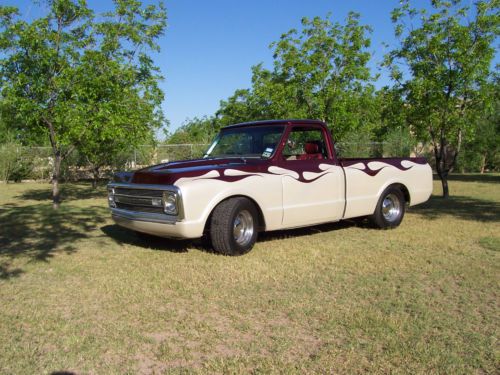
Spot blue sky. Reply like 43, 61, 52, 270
160, 0, 400, 133
8, 1, 488, 136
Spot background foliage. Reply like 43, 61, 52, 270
165, 1, 499, 190
0, 0, 167, 205
0, 0, 498, 200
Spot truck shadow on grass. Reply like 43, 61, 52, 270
258, 220, 363, 244
0, 203, 108, 280
411, 195, 500, 222
101, 220, 363, 254
100, 224, 200, 253
445, 174, 500, 184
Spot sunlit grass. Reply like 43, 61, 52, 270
0, 176, 499, 373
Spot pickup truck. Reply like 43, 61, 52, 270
108, 119, 432, 255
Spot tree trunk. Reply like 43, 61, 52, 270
480, 153, 486, 174
92, 167, 99, 189
434, 142, 450, 199
52, 152, 62, 209
435, 160, 450, 199
440, 173, 449, 199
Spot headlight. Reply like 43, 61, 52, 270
108, 187, 116, 208
163, 191, 178, 215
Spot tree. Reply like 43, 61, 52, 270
166, 116, 219, 145
73, 48, 165, 188
459, 81, 499, 172
168, 13, 378, 146
213, 13, 378, 140
0, 0, 166, 207
216, 87, 268, 126
385, 0, 499, 197
261, 13, 377, 140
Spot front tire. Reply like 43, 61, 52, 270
210, 197, 258, 255
370, 186, 406, 229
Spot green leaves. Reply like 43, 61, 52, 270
0, 0, 167, 204
169, 13, 379, 144
217, 13, 377, 141
385, 0, 499, 196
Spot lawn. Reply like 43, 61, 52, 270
0, 175, 499, 374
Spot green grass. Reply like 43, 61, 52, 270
0, 176, 499, 374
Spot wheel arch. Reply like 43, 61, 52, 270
391, 182, 410, 205
370, 182, 408, 228
377, 181, 411, 208
203, 195, 266, 234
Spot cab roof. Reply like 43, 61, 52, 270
222, 119, 326, 130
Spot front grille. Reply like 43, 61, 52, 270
113, 187, 165, 214
115, 202, 165, 214
114, 188, 163, 198
114, 195, 156, 207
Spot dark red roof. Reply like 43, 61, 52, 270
223, 119, 326, 129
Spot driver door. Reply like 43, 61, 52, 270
279, 126, 345, 227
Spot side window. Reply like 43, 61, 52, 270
282, 128, 328, 161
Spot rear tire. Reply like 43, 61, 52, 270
210, 197, 258, 255
370, 186, 406, 229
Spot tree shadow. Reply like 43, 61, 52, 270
411, 195, 500, 222
0, 261, 23, 280
16, 182, 107, 202
0, 203, 108, 279
101, 224, 213, 254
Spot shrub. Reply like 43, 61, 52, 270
382, 128, 418, 157
0, 142, 19, 182
0, 143, 35, 182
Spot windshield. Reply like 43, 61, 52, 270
204, 125, 285, 159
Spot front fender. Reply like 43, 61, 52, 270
176, 173, 284, 233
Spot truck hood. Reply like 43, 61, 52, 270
128, 158, 269, 185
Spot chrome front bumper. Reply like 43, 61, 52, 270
107, 182, 185, 220
107, 183, 203, 239
110, 207, 178, 224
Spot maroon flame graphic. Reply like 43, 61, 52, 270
342, 158, 427, 177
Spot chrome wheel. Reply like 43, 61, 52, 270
211, 197, 259, 255
233, 210, 254, 246
382, 193, 402, 222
